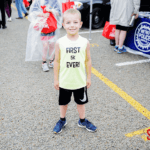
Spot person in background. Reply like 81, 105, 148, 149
110, 0, 140, 54
5, 0, 12, 22
0, 0, 7, 29
25, 0, 62, 72
15, 0, 28, 19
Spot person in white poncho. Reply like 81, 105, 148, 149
110, 0, 140, 54
25, 0, 62, 72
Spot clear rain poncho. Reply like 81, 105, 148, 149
25, 0, 62, 61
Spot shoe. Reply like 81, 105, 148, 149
2, 26, 7, 29
7, 17, 12, 22
110, 40, 116, 46
78, 119, 97, 132
53, 119, 67, 133
42, 63, 49, 72
49, 61, 54, 68
117, 46, 127, 54
24, 13, 28, 17
16, 17, 23, 19
114, 45, 118, 52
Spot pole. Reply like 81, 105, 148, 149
89, 0, 93, 40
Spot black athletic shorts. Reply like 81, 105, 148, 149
59, 86, 88, 105
116, 25, 129, 31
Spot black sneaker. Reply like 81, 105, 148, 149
24, 13, 28, 17
16, 17, 23, 19
2, 26, 7, 29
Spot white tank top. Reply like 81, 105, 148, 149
58, 35, 88, 90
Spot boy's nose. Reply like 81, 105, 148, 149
70, 23, 74, 26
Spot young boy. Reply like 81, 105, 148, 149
53, 8, 97, 133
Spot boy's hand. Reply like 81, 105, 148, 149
54, 80, 59, 90
86, 78, 91, 89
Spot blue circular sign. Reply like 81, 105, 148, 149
134, 22, 150, 52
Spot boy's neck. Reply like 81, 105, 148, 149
67, 33, 79, 41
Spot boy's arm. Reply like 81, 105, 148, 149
54, 41, 60, 90
85, 41, 92, 89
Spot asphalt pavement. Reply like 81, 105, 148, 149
0, 4, 150, 150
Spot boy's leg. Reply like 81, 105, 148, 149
60, 105, 68, 118
74, 87, 97, 132
77, 103, 97, 132
53, 88, 72, 133
77, 104, 85, 119
53, 105, 68, 134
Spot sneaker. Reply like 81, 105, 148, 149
24, 13, 28, 17
42, 63, 49, 72
2, 26, 7, 29
78, 119, 97, 132
114, 45, 118, 52
16, 17, 23, 19
49, 61, 54, 68
117, 46, 127, 54
7, 17, 12, 22
53, 119, 67, 133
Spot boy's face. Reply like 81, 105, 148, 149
63, 13, 82, 36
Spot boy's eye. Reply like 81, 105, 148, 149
67, 22, 70, 24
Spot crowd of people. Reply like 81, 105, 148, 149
0, 0, 29, 29
1, 0, 141, 134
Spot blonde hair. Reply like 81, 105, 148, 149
63, 9, 81, 22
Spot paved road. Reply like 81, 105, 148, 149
0, 4, 150, 150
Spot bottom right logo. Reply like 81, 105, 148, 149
147, 129, 150, 140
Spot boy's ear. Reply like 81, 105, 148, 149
80, 21, 83, 28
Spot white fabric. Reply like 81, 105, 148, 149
110, 0, 140, 27
125, 46, 150, 59
25, 0, 62, 61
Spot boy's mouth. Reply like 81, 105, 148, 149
69, 29, 76, 31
